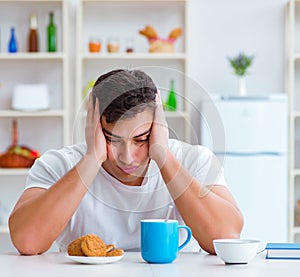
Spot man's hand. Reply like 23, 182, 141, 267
149, 91, 169, 168
85, 93, 107, 166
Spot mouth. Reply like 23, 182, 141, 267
119, 166, 138, 174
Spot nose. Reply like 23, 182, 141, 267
118, 142, 135, 165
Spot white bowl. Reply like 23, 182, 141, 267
213, 239, 261, 264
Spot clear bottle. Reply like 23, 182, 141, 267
28, 14, 39, 52
47, 12, 57, 52
8, 27, 17, 53
167, 79, 177, 111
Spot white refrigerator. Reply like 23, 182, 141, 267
200, 95, 288, 243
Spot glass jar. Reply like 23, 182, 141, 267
89, 38, 101, 53
125, 37, 135, 53
107, 37, 119, 53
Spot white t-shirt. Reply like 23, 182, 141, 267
26, 139, 227, 252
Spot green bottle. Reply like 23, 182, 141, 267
47, 12, 57, 52
167, 79, 177, 111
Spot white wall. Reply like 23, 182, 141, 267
188, 0, 286, 96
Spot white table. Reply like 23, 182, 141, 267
1, 251, 300, 277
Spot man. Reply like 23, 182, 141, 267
9, 69, 243, 255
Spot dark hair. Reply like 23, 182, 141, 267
92, 69, 157, 123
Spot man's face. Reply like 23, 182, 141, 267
101, 108, 154, 186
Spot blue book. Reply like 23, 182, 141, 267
265, 243, 300, 259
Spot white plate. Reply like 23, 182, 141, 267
66, 254, 124, 264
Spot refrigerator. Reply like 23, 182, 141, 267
200, 94, 288, 243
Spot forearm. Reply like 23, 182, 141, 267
158, 151, 243, 254
9, 154, 101, 255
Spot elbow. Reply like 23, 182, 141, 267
229, 210, 244, 240
10, 232, 48, 255
200, 229, 242, 255
13, 242, 42, 256
9, 231, 41, 255
214, 208, 244, 239
9, 216, 48, 255
212, 212, 244, 242
199, 214, 244, 255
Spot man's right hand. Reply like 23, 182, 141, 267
85, 93, 107, 166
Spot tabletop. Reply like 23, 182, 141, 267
1, 251, 300, 277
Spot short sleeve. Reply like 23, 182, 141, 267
171, 140, 228, 187
25, 145, 85, 190
194, 146, 227, 187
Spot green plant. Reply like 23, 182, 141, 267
228, 52, 254, 76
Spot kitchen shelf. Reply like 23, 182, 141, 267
293, 169, 300, 176
286, 0, 300, 242
0, 225, 9, 235
0, 53, 65, 60
293, 54, 300, 60
0, 0, 70, 252
81, 53, 187, 60
0, 0, 70, 143
81, 0, 186, 3
75, 0, 190, 143
293, 111, 300, 118
0, 0, 63, 2
81, 109, 189, 118
0, 169, 29, 176
0, 110, 65, 117
291, 226, 300, 235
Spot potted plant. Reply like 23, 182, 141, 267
228, 52, 254, 96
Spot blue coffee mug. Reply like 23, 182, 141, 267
140, 219, 192, 263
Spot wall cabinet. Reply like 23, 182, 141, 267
74, 0, 190, 144
286, 0, 300, 242
0, 0, 69, 249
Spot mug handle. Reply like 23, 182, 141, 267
178, 225, 192, 251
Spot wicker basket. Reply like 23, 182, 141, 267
0, 120, 39, 168
0, 152, 35, 168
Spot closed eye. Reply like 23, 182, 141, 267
104, 135, 122, 144
134, 135, 149, 146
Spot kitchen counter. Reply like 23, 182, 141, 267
1, 251, 300, 277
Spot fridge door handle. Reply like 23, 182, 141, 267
214, 151, 285, 156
